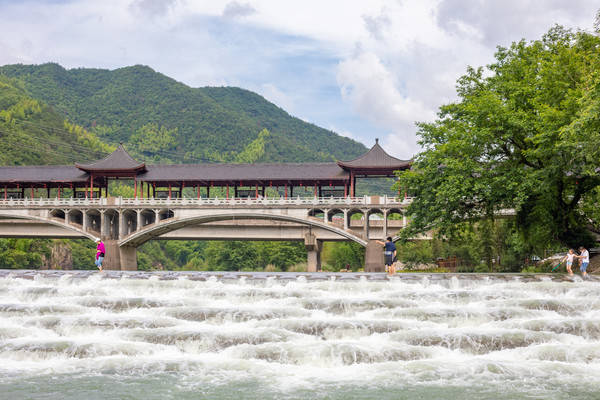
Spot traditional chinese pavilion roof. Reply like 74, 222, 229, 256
337, 139, 411, 173
139, 162, 348, 185
0, 165, 89, 185
75, 144, 146, 173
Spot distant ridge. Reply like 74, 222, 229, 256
0, 63, 367, 164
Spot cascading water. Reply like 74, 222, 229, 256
0, 270, 599, 399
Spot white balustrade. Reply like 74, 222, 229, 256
0, 195, 410, 209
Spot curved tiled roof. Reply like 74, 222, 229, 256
75, 144, 145, 172
337, 139, 411, 171
0, 165, 89, 183
139, 162, 348, 183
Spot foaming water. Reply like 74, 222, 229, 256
0, 271, 599, 399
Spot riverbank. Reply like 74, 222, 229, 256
1, 269, 597, 282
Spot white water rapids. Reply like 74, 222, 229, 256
0, 271, 599, 399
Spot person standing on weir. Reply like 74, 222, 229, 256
95, 238, 105, 272
376, 237, 397, 275
576, 246, 589, 278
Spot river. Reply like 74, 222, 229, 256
0, 270, 599, 399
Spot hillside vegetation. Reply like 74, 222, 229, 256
0, 63, 366, 163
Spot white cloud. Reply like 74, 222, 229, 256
0, 0, 598, 158
258, 83, 294, 113
222, 1, 256, 19
337, 51, 434, 157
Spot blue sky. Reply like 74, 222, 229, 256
0, 0, 598, 158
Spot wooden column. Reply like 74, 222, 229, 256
284, 184, 288, 199
344, 183, 348, 198
350, 171, 354, 197
207, 186, 210, 198
134, 179, 138, 198
58, 186, 61, 199
255, 184, 258, 198
197, 185, 200, 199
90, 173, 94, 199
31, 186, 34, 199
4, 186, 6, 200
314, 184, 317, 197
226, 185, 229, 199
168, 184, 172, 199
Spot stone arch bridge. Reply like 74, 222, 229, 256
0, 196, 412, 271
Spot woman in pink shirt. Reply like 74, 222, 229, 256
95, 238, 105, 272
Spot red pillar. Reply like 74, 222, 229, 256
168, 184, 172, 199
285, 184, 288, 199
140, 182, 144, 199
350, 171, 355, 197
344, 183, 348, 198
134, 179, 138, 198
255, 184, 258, 198
314, 184, 317, 197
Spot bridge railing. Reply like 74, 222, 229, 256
0, 196, 414, 208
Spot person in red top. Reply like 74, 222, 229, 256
95, 238, 105, 272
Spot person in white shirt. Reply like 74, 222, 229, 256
576, 246, 589, 278
561, 249, 575, 275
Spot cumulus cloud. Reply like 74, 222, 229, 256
222, 1, 256, 19
0, 0, 598, 159
362, 11, 391, 41
436, 0, 597, 46
129, 0, 180, 18
337, 51, 435, 157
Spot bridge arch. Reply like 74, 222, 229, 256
119, 212, 368, 248
0, 211, 97, 241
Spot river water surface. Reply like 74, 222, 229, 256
0, 271, 599, 399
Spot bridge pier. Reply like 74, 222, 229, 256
305, 233, 322, 272
364, 240, 384, 272
119, 246, 138, 271
102, 239, 121, 270
102, 239, 138, 270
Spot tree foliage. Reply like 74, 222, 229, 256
397, 26, 600, 250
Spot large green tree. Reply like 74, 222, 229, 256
397, 26, 600, 250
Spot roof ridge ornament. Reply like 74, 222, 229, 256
75, 143, 146, 174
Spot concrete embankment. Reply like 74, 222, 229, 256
0, 269, 597, 282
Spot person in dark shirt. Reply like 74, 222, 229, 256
376, 237, 397, 275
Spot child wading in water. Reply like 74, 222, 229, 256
561, 249, 575, 276
95, 238, 105, 272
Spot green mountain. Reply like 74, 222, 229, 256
0, 63, 367, 163
0, 75, 112, 166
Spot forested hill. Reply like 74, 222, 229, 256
0, 63, 367, 163
0, 75, 112, 166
